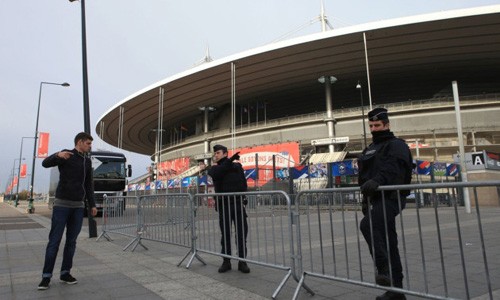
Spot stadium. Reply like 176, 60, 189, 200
96, 5, 500, 198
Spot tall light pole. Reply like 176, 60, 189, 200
69, 0, 91, 133
15, 137, 34, 207
318, 75, 337, 153
70, 0, 97, 238
10, 158, 24, 201
28, 82, 70, 213
356, 81, 368, 149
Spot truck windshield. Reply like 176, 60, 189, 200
93, 158, 126, 179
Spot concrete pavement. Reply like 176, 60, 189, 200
0, 201, 268, 300
1, 200, 499, 300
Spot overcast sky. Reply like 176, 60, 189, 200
1, 0, 497, 194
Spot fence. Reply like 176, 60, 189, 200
96, 195, 140, 250
97, 181, 499, 300
185, 191, 310, 298
292, 181, 498, 300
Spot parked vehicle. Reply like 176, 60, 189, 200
48, 151, 132, 216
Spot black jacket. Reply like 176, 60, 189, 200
42, 148, 96, 208
358, 130, 413, 200
207, 156, 247, 193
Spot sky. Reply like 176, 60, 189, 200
1, 0, 498, 194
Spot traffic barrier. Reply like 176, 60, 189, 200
96, 195, 140, 251
97, 182, 499, 299
185, 191, 311, 299
135, 193, 195, 255
292, 181, 498, 300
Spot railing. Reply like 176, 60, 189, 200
98, 181, 500, 300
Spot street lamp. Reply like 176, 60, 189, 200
11, 158, 25, 201
356, 81, 368, 148
15, 137, 34, 207
69, 0, 91, 133
28, 82, 70, 213
318, 76, 337, 153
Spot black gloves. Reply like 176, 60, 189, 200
229, 152, 241, 162
360, 179, 380, 196
361, 200, 368, 216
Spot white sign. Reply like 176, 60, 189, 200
311, 137, 350, 146
194, 153, 213, 160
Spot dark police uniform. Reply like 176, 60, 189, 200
207, 145, 249, 271
358, 108, 413, 299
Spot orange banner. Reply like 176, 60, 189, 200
37, 132, 50, 158
229, 142, 300, 188
20, 163, 27, 178
157, 157, 190, 180
230, 142, 300, 170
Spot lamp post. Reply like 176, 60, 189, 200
356, 81, 368, 149
70, 0, 97, 237
318, 76, 337, 153
15, 137, 34, 207
11, 158, 24, 201
28, 82, 70, 213
69, 0, 91, 133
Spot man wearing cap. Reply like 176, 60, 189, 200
358, 108, 413, 300
207, 144, 250, 274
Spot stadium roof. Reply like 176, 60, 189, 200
97, 5, 500, 155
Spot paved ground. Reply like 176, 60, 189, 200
1, 200, 499, 300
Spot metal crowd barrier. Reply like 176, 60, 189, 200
136, 193, 194, 254
96, 195, 140, 250
292, 181, 499, 300
184, 191, 311, 299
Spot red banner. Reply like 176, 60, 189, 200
229, 142, 300, 188
230, 142, 300, 170
20, 163, 27, 178
37, 132, 50, 158
157, 157, 190, 180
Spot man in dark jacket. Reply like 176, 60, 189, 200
207, 144, 250, 274
358, 108, 413, 300
38, 132, 97, 290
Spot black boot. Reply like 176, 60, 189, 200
238, 261, 250, 273
218, 259, 231, 273
375, 265, 391, 286
376, 291, 406, 300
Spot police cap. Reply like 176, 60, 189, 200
368, 107, 389, 121
213, 144, 228, 153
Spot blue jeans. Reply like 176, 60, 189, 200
42, 206, 84, 278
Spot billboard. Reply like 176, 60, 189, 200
157, 157, 190, 179
230, 142, 300, 169
229, 142, 300, 187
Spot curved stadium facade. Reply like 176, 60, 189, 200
97, 5, 500, 192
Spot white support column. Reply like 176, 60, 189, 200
452, 80, 471, 214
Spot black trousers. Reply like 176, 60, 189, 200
360, 198, 404, 286
218, 197, 248, 258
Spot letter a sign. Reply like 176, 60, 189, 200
471, 153, 484, 166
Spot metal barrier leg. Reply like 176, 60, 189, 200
179, 249, 206, 268
123, 235, 148, 252
96, 231, 112, 242
292, 273, 315, 300
271, 268, 292, 299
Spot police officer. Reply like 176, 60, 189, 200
358, 108, 413, 300
207, 144, 250, 274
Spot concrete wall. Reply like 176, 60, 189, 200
467, 171, 500, 207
